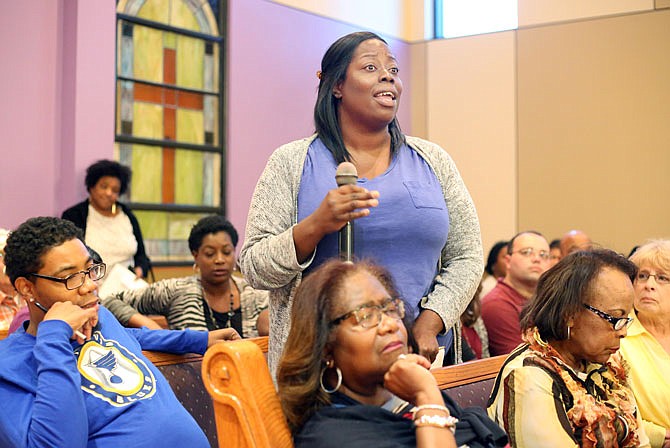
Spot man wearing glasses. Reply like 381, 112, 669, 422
481, 230, 551, 356
0, 217, 239, 447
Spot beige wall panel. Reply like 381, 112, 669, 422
268, 0, 431, 42
517, 10, 670, 253
425, 32, 517, 254
408, 41, 428, 137
518, 0, 653, 27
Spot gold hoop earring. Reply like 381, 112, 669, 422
319, 360, 342, 394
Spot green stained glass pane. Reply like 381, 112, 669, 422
136, 0, 170, 24
133, 25, 162, 83
134, 210, 169, 262
133, 102, 163, 139
170, 0, 200, 32
174, 150, 203, 205
176, 109, 203, 144
130, 145, 163, 203
176, 35, 204, 90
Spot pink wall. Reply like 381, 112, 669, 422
0, 0, 410, 249
0, 2, 59, 229
0, 0, 115, 229
227, 0, 411, 240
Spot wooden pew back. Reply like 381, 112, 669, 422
202, 340, 292, 448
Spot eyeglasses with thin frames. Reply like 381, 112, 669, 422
635, 271, 670, 285
330, 297, 405, 330
30, 263, 107, 290
510, 247, 550, 261
583, 303, 633, 331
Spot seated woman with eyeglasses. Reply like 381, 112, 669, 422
488, 249, 651, 447
620, 240, 670, 448
0, 217, 239, 447
277, 260, 507, 448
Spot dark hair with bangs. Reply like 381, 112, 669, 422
520, 249, 637, 342
314, 31, 406, 164
277, 259, 415, 433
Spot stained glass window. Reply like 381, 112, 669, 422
115, 0, 225, 263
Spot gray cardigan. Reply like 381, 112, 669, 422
239, 134, 483, 375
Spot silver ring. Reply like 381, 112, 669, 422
397, 354, 407, 360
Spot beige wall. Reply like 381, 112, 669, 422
268, 0, 433, 42
421, 32, 518, 253
517, 9, 670, 253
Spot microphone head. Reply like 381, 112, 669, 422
335, 162, 358, 186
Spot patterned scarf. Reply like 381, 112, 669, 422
523, 327, 640, 448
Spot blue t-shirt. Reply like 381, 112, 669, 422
298, 138, 450, 326
0, 307, 209, 447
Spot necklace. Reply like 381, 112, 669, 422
226, 284, 235, 328
202, 279, 237, 330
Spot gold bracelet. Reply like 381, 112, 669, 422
411, 404, 450, 419
414, 414, 458, 433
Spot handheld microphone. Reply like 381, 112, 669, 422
335, 162, 358, 263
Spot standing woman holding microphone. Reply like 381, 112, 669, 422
240, 31, 483, 375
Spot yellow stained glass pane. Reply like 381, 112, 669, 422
133, 103, 163, 139
164, 31, 176, 49
171, 0, 200, 32
134, 26, 162, 83
176, 109, 203, 144
168, 212, 205, 241
134, 210, 168, 240
131, 145, 162, 203
176, 35, 203, 90
136, 0, 170, 24
174, 150, 203, 204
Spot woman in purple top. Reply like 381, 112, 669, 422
240, 31, 483, 375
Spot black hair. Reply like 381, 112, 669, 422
507, 230, 545, 254
85, 159, 132, 195
314, 31, 406, 164
520, 249, 637, 342
549, 239, 561, 250
485, 241, 508, 275
188, 215, 239, 252
4, 217, 83, 285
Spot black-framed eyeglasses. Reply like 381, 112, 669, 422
635, 271, 670, 285
30, 263, 106, 290
330, 297, 405, 330
583, 303, 633, 331
510, 247, 551, 261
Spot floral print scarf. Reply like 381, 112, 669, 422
524, 327, 641, 448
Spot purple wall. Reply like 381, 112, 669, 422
0, 0, 115, 229
227, 0, 411, 241
0, 0, 411, 249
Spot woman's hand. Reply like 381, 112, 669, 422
412, 310, 445, 363
43, 301, 99, 344
207, 328, 241, 347
383, 353, 444, 406
313, 184, 380, 234
294, 185, 379, 262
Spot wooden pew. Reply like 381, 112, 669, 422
143, 336, 270, 448
201, 341, 505, 448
